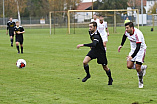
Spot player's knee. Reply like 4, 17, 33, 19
16, 42, 19, 46
103, 43, 106, 47
83, 60, 88, 65
127, 65, 132, 69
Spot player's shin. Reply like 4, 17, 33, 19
105, 69, 113, 85
10, 38, 13, 43
105, 69, 112, 79
82, 64, 91, 82
21, 46, 23, 53
84, 64, 90, 77
16, 46, 20, 53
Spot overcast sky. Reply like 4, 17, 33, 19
82, 0, 97, 2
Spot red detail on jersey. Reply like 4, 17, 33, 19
133, 29, 135, 34
142, 49, 146, 63
135, 34, 139, 42
136, 42, 142, 43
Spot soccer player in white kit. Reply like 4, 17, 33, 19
97, 15, 109, 50
91, 14, 99, 22
118, 22, 147, 88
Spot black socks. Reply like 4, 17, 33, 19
10, 38, 13, 44
16, 46, 23, 54
16, 46, 20, 53
82, 64, 90, 82
84, 64, 90, 77
21, 46, 23, 53
106, 69, 112, 79
106, 69, 113, 85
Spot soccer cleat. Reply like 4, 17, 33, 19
21, 52, 23, 54
142, 65, 147, 76
17, 51, 20, 54
108, 78, 113, 85
82, 75, 90, 82
139, 82, 143, 88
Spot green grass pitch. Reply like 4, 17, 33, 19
0, 26, 157, 104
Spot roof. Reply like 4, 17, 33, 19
128, 0, 146, 7
76, 2, 92, 10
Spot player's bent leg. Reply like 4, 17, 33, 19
102, 65, 113, 85
82, 56, 91, 82
16, 42, 20, 54
127, 60, 134, 69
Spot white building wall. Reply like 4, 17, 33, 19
75, 12, 94, 23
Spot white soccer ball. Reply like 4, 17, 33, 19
16, 59, 26, 68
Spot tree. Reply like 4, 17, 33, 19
93, 0, 128, 10
4, 0, 27, 17
149, 2, 157, 14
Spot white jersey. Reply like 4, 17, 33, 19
97, 21, 107, 35
91, 19, 99, 23
125, 27, 147, 51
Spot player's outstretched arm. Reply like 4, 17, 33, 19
77, 44, 84, 49
118, 34, 127, 52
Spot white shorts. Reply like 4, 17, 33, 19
100, 32, 108, 42
129, 48, 146, 63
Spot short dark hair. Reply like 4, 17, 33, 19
99, 14, 103, 17
125, 22, 134, 28
90, 22, 97, 28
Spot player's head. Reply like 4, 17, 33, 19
16, 21, 20, 26
125, 22, 134, 34
99, 15, 104, 22
93, 14, 97, 19
9, 17, 13, 21
89, 22, 97, 33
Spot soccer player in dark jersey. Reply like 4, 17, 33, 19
77, 22, 113, 85
14, 21, 25, 54
7, 17, 16, 47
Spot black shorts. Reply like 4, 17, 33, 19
9, 30, 14, 36
87, 50, 108, 65
16, 37, 23, 45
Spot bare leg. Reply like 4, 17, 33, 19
103, 41, 107, 51
127, 60, 134, 69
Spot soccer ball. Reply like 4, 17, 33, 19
16, 59, 26, 68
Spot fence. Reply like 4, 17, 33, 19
0, 14, 157, 31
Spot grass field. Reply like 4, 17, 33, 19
0, 26, 157, 104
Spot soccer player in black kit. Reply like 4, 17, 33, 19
77, 22, 113, 85
14, 21, 25, 54
6, 17, 16, 47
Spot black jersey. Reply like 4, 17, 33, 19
84, 30, 107, 65
85, 30, 105, 52
7, 21, 16, 31
14, 26, 24, 39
